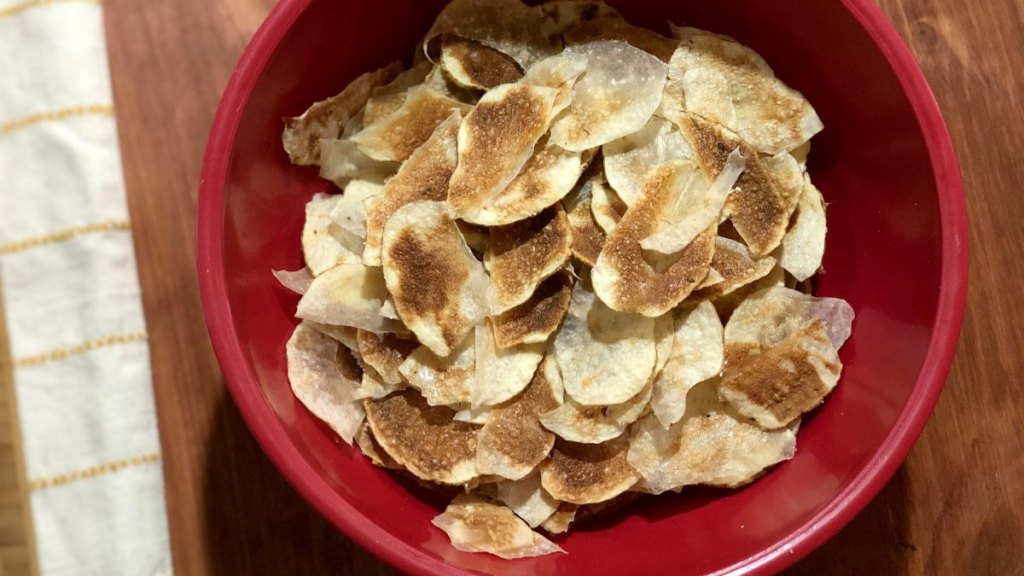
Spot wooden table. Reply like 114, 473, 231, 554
102, 0, 1024, 574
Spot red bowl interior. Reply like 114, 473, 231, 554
197, 1, 968, 574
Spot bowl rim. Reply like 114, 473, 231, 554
196, 1, 968, 574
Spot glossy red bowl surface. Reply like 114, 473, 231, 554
197, 1, 968, 574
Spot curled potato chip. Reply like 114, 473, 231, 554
592, 162, 717, 316
562, 172, 606, 266
667, 27, 823, 155
539, 380, 652, 444
302, 193, 361, 275
603, 116, 693, 207
318, 139, 399, 188
492, 270, 573, 349
425, 0, 557, 69
382, 201, 488, 356
563, 17, 678, 63
400, 334, 475, 406
357, 330, 417, 386
589, 176, 626, 235
477, 356, 562, 479
692, 237, 778, 301
363, 61, 433, 125
627, 380, 796, 492
496, 473, 560, 527
363, 112, 461, 266
550, 40, 668, 152
283, 61, 403, 165
448, 83, 559, 222
486, 205, 572, 313
541, 436, 638, 504
286, 322, 364, 444
650, 301, 724, 427
328, 180, 383, 254
272, 267, 313, 295
552, 283, 655, 405
440, 34, 525, 90
473, 323, 545, 408
780, 175, 827, 282
296, 264, 406, 333
432, 494, 565, 559
364, 390, 479, 484
351, 86, 470, 162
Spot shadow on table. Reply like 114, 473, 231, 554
202, 391, 399, 576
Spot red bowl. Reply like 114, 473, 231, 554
197, 1, 968, 574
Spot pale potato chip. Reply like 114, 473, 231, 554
364, 390, 478, 484
362, 111, 461, 266
521, 51, 589, 114
563, 17, 678, 63
541, 437, 638, 504
424, 0, 558, 69
697, 266, 725, 290
351, 86, 470, 162
667, 27, 823, 155
486, 205, 572, 312
561, 172, 605, 266
692, 237, 778, 301
432, 494, 565, 559
492, 270, 573, 349
675, 114, 790, 256
327, 179, 383, 254
589, 176, 626, 235
440, 34, 525, 90
725, 286, 854, 352
602, 116, 693, 207
355, 423, 404, 470
272, 267, 313, 295
304, 321, 359, 352
780, 175, 826, 282
379, 298, 400, 320
447, 84, 559, 222
283, 61, 403, 165
363, 61, 433, 125
552, 283, 655, 405
653, 312, 675, 376
767, 151, 805, 219
540, 503, 577, 534
318, 138, 399, 188
357, 330, 417, 386
550, 40, 668, 152
539, 380, 652, 444
286, 322, 364, 444
640, 150, 745, 255
539, 0, 621, 35
650, 301, 723, 427
496, 473, 560, 527
302, 193, 361, 275
790, 140, 812, 170
296, 264, 406, 333
355, 365, 402, 400
400, 334, 475, 406
476, 356, 562, 479
473, 322, 545, 408
591, 162, 716, 316
627, 380, 796, 492
454, 405, 491, 424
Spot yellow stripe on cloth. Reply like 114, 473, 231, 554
0, 220, 132, 255
0, 104, 114, 136
28, 452, 161, 491
0, 0, 100, 21
14, 332, 147, 368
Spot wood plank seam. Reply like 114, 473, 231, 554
14, 332, 147, 368
0, 104, 114, 136
0, 0, 100, 21
0, 220, 132, 255
28, 452, 161, 491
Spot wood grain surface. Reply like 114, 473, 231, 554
102, 0, 1024, 574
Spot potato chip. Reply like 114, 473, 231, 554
563, 17, 677, 63
711, 263, 785, 320
550, 40, 668, 152
454, 405, 491, 425
521, 51, 589, 114
424, 0, 558, 69
302, 193, 361, 275
440, 34, 525, 90
318, 139, 399, 188
364, 390, 479, 484
767, 151, 805, 219
592, 162, 717, 316
602, 116, 693, 207
589, 176, 626, 235
362, 111, 461, 266
725, 286, 854, 352
666, 27, 823, 155
627, 380, 796, 492
476, 356, 562, 479
540, 437, 638, 504
283, 61, 403, 165
355, 365, 403, 400
304, 321, 359, 352
286, 322, 364, 444
692, 237, 778, 301
561, 172, 605, 266
539, 380, 651, 444
552, 283, 655, 405
327, 179, 382, 254
675, 114, 790, 256
780, 175, 826, 282
363, 61, 433, 125
486, 206, 572, 313
272, 267, 313, 295
432, 494, 564, 559
653, 312, 674, 376
650, 301, 723, 427
295, 264, 406, 333
400, 334, 475, 406
540, 503, 577, 534
473, 322, 545, 408
447, 84, 559, 222
539, 0, 621, 35
355, 423, 404, 470
357, 330, 417, 386
492, 270, 573, 349
351, 86, 470, 162
496, 473, 560, 527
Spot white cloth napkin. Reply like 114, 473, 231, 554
0, 0, 173, 574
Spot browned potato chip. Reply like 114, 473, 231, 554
357, 330, 417, 386
486, 205, 572, 313
440, 34, 525, 90
286, 322, 364, 444
363, 61, 433, 125
425, 0, 558, 69
355, 423, 404, 470
540, 436, 638, 504
351, 86, 470, 162
692, 237, 778, 301
562, 172, 606, 266
539, 503, 577, 534
492, 270, 573, 349
432, 494, 564, 558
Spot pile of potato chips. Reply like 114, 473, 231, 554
277, 0, 854, 559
